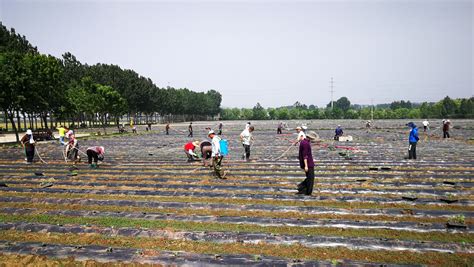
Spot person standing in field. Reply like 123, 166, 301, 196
277, 122, 283, 134
297, 131, 318, 195
407, 122, 419, 160
209, 130, 226, 179
165, 124, 170, 135
443, 119, 451, 138
422, 120, 429, 132
21, 129, 36, 164
188, 122, 193, 137
57, 125, 66, 145
240, 125, 255, 162
218, 122, 223, 135
294, 126, 306, 145
65, 134, 80, 165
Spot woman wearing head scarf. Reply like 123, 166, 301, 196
21, 129, 36, 164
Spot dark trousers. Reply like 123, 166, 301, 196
443, 131, 450, 138
408, 142, 417, 159
188, 131, 193, 137
298, 167, 315, 195
218, 129, 222, 135
277, 128, 282, 134
87, 150, 98, 164
242, 144, 251, 160
212, 156, 224, 178
423, 126, 427, 132
25, 147, 35, 163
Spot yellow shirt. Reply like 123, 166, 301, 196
57, 127, 66, 137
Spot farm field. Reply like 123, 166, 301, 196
0, 119, 473, 266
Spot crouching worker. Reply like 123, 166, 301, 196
200, 140, 212, 167
184, 141, 200, 162
334, 125, 343, 140
297, 131, 318, 195
209, 130, 226, 179
21, 129, 36, 164
87, 146, 105, 169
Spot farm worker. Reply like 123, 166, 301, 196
184, 140, 200, 162
297, 131, 318, 195
245, 122, 251, 130
132, 125, 137, 134
56, 125, 66, 145
200, 140, 213, 167
366, 120, 371, 129
86, 146, 105, 169
422, 120, 429, 132
21, 129, 35, 164
165, 124, 170, 135
277, 122, 283, 134
65, 134, 80, 164
443, 119, 451, 138
240, 125, 254, 161
209, 130, 226, 179
65, 128, 74, 140
294, 126, 306, 145
188, 122, 193, 137
334, 125, 344, 140
218, 122, 223, 135
407, 122, 419, 160
147, 122, 152, 131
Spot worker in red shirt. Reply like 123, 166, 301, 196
184, 141, 200, 162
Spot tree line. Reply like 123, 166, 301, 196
221, 96, 474, 120
0, 22, 222, 141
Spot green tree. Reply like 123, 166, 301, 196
251, 103, 267, 120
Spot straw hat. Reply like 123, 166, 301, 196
192, 141, 200, 147
208, 130, 215, 136
26, 129, 32, 135
306, 131, 320, 141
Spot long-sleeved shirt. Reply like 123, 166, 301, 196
409, 127, 419, 143
240, 129, 252, 145
211, 135, 221, 157
298, 139, 315, 169
87, 146, 104, 155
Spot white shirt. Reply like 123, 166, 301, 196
298, 131, 306, 141
422, 120, 429, 126
240, 129, 252, 145
211, 135, 221, 157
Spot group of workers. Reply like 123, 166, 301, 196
19, 118, 456, 196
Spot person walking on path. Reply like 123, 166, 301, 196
200, 140, 213, 167
57, 125, 67, 145
240, 125, 254, 161
86, 146, 105, 169
218, 122, 223, 135
188, 122, 193, 137
334, 125, 344, 140
422, 120, 429, 132
209, 130, 226, 179
21, 129, 36, 164
184, 141, 200, 162
443, 119, 451, 138
407, 122, 419, 160
165, 124, 170, 135
297, 131, 318, 195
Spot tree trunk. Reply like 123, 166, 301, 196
7, 110, 20, 143
42, 113, 49, 129
16, 110, 21, 132
4, 112, 8, 131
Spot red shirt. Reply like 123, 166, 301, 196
184, 142, 196, 151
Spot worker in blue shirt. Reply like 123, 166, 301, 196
407, 122, 419, 160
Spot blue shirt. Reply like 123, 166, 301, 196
409, 127, 419, 143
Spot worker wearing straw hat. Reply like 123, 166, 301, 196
297, 131, 318, 195
184, 140, 200, 162
20, 129, 36, 164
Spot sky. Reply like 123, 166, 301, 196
1, 0, 472, 108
